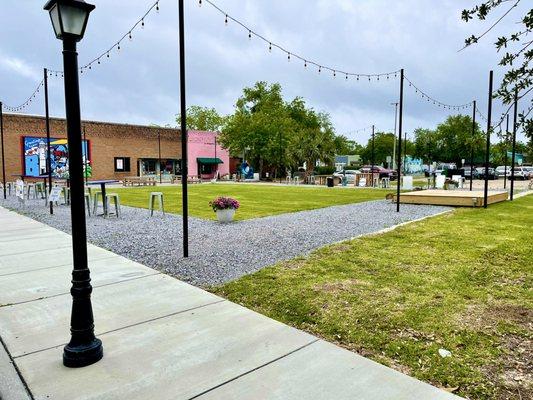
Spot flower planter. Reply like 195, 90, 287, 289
216, 208, 236, 223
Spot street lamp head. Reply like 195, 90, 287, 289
44, 0, 95, 42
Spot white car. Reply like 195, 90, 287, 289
333, 169, 360, 183
523, 166, 533, 179
510, 167, 529, 180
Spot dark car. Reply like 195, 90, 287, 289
475, 167, 498, 180
461, 166, 480, 180
360, 166, 398, 181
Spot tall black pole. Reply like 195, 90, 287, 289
279, 130, 282, 183
158, 131, 162, 184
61, 37, 103, 368
178, 0, 189, 258
44, 68, 53, 213
403, 131, 407, 174
396, 69, 404, 212
82, 125, 88, 186
484, 71, 493, 208
510, 90, 518, 200
469, 100, 476, 191
214, 134, 217, 179
371, 125, 375, 186
0, 102, 5, 199
504, 114, 509, 189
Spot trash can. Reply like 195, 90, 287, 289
327, 177, 334, 187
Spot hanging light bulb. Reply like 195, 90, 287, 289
333, 70, 336, 78
345, 74, 348, 80
287, 52, 291, 62
129, 31, 133, 41
98, 59, 101, 65
248, 30, 252, 40
199, 0, 202, 6
117, 43, 121, 52
377, 76, 380, 81
318, 66, 321, 74
356, 75, 359, 81
225, 15, 228, 25
107, 52, 110, 58
304, 60, 307, 68
269, 42, 272, 52
141, 19, 145, 29
156, 1, 160, 12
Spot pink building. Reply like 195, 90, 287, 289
188, 130, 230, 179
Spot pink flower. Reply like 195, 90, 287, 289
209, 197, 240, 212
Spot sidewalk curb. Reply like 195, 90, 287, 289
0, 336, 32, 400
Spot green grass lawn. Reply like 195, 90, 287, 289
213, 195, 533, 399
112, 184, 389, 220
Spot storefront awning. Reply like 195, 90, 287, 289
197, 157, 223, 165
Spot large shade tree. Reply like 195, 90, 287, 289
176, 105, 225, 131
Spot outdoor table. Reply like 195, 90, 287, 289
86, 180, 119, 217
315, 175, 331, 186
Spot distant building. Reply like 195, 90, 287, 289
335, 155, 361, 171
1, 113, 229, 181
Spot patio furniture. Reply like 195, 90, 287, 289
87, 180, 120, 216
92, 191, 103, 215
149, 192, 165, 216
105, 193, 121, 217
62, 187, 70, 205
7, 182, 15, 196
307, 175, 316, 185
35, 182, 46, 199
402, 176, 414, 190
435, 175, 446, 189
26, 183, 37, 200
285, 175, 292, 184
380, 177, 391, 188
84, 192, 92, 216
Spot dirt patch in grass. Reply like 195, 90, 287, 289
313, 279, 370, 293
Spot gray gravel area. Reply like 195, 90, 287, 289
1, 196, 450, 286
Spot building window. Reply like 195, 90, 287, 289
114, 157, 130, 172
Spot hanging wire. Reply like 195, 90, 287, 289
2, 79, 45, 113
202, 0, 400, 81
343, 125, 376, 137
404, 75, 474, 111
48, 0, 161, 75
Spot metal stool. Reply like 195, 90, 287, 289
84, 192, 92, 216
6, 182, 15, 196
62, 187, 70, 205
105, 193, 121, 217
92, 191, 103, 215
35, 182, 46, 199
26, 183, 37, 199
149, 192, 165, 216
380, 178, 391, 188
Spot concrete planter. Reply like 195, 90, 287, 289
216, 208, 236, 223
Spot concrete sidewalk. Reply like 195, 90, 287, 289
0, 207, 461, 400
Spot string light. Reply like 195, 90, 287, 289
404, 75, 473, 111
225, 14, 228, 25
201, 0, 400, 83
2, 79, 44, 113
129, 31, 133, 41
288, 52, 291, 62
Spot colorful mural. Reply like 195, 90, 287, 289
23, 136, 91, 178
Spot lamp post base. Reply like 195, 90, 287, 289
63, 338, 103, 368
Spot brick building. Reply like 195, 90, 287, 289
0, 113, 229, 181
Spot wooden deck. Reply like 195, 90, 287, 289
396, 189, 508, 207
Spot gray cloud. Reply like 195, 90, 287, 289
0, 0, 528, 144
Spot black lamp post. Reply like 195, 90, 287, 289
44, 0, 103, 368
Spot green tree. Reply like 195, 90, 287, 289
360, 132, 395, 166
433, 115, 485, 165
176, 105, 225, 131
462, 2, 532, 143
219, 82, 293, 175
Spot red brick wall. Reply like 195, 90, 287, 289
1, 114, 182, 181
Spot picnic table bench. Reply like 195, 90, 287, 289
123, 176, 157, 187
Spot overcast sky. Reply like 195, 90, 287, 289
0, 0, 529, 144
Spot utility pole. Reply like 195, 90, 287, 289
484, 71, 493, 209
396, 70, 404, 213
510, 90, 518, 200
469, 100, 476, 191
371, 125, 375, 186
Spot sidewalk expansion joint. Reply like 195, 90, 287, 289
187, 338, 320, 400
0, 256, 120, 277
0, 334, 35, 400
13, 299, 226, 360
0, 272, 162, 308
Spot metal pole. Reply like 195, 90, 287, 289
61, 38, 103, 368
504, 114, 509, 189
83, 126, 88, 186
403, 131, 407, 174
469, 100, 476, 191
391, 102, 398, 170
178, 0, 189, 258
279, 130, 282, 183
484, 71, 493, 209
371, 125, 375, 186
0, 102, 5, 199
396, 70, 404, 212
510, 90, 518, 200
158, 131, 162, 184
44, 68, 53, 213
214, 134, 217, 180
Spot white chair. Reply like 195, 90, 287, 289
402, 176, 413, 190
358, 178, 367, 187
452, 175, 464, 189
381, 177, 391, 188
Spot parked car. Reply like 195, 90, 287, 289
509, 167, 529, 180
495, 166, 511, 177
475, 167, 498, 180
461, 166, 480, 180
523, 166, 533, 179
333, 169, 360, 183
360, 166, 398, 181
